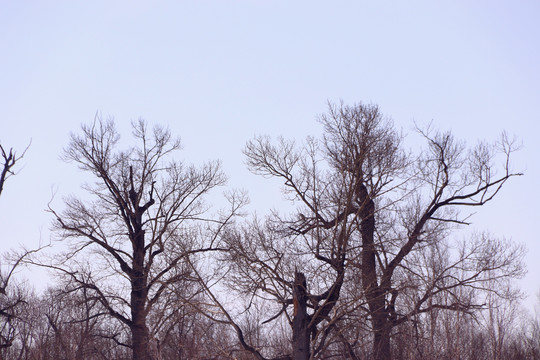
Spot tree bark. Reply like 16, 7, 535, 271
131, 321, 151, 360
372, 315, 391, 360
130, 188, 152, 360
292, 271, 310, 360
130, 261, 152, 360
357, 182, 392, 360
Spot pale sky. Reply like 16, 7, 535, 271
1, 1, 539, 308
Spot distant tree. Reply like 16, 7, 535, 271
39, 118, 245, 360
0, 143, 29, 199
519, 290, 540, 359
212, 102, 524, 360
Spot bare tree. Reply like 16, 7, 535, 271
0, 142, 33, 356
36, 118, 244, 360
0, 143, 29, 199
228, 102, 524, 359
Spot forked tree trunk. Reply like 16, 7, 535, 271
292, 271, 310, 360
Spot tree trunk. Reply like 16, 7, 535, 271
372, 315, 392, 360
131, 265, 152, 360
357, 182, 393, 360
292, 271, 310, 360
131, 212, 151, 360
131, 322, 151, 360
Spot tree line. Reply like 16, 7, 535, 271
0, 102, 537, 360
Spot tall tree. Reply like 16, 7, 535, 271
0, 142, 32, 355
44, 118, 244, 360
224, 102, 524, 359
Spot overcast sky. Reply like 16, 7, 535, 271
1, 1, 538, 308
